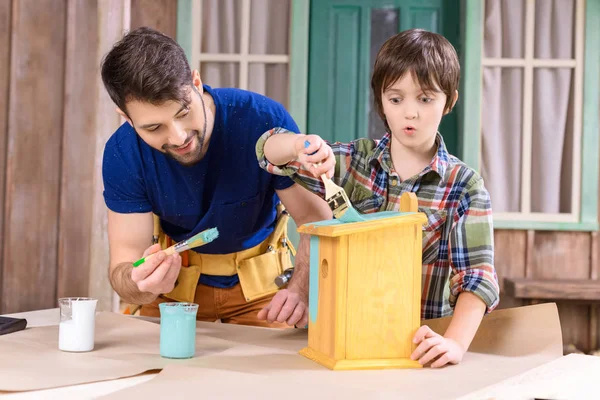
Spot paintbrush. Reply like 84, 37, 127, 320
132, 227, 219, 267
304, 141, 365, 223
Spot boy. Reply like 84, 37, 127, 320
255, 29, 499, 367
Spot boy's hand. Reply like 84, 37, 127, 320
295, 134, 335, 179
410, 325, 466, 368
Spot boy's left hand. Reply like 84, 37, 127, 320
410, 325, 466, 368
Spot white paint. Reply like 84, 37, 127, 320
58, 299, 97, 352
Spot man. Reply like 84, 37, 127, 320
100, 27, 332, 328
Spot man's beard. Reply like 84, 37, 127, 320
162, 86, 208, 167
163, 90, 208, 167
162, 129, 206, 167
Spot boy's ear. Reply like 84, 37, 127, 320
116, 107, 132, 125
445, 90, 459, 115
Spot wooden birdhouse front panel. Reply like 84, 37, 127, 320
345, 223, 422, 360
307, 235, 349, 362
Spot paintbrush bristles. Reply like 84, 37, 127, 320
186, 227, 219, 249
321, 175, 365, 223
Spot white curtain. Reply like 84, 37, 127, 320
481, 0, 575, 214
200, 0, 290, 108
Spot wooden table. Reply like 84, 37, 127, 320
1, 307, 599, 399
0, 309, 156, 399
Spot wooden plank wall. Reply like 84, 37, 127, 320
2, 0, 67, 312
496, 229, 600, 353
87, 0, 126, 313
58, 0, 98, 302
130, 0, 178, 37
0, 0, 177, 314
0, 1, 11, 312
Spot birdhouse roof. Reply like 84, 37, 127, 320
297, 211, 427, 237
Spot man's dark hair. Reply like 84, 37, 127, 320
101, 26, 193, 115
371, 29, 460, 125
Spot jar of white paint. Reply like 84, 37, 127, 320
58, 297, 98, 352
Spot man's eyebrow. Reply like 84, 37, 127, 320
138, 105, 189, 129
139, 122, 159, 129
173, 104, 189, 116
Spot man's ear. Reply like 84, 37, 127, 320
191, 69, 203, 93
444, 90, 459, 115
116, 107, 132, 125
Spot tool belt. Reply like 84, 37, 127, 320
154, 204, 296, 303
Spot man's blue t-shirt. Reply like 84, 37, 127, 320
102, 85, 299, 288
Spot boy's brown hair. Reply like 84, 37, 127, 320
371, 29, 460, 125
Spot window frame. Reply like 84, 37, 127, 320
460, 0, 599, 231
176, 0, 303, 114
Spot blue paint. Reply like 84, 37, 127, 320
309, 235, 320, 324
312, 211, 414, 226
336, 205, 366, 224
159, 303, 198, 359
195, 227, 219, 244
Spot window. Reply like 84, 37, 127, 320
176, 0, 310, 249
176, 0, 291, 108
460, 0, 599, 230
177, 0, 309, 130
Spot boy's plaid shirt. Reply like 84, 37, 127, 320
257, 128, 500, 319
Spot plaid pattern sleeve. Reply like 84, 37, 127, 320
447, 175, 500, 314
255, 127, 357, 199
256, 127, 301, 177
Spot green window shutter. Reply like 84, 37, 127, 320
306, 0, 460, 155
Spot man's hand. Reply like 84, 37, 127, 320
257, 286, 308, 327
131, 244, 182, 295
296, 134, 335, 179
410, 325, 466, 368
269, 185, 331, 328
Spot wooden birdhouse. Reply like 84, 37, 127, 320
297, 192, 426, 370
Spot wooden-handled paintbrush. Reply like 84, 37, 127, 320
133, 227, 219, 267
304, 141, 365, 223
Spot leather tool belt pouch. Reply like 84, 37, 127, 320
155, 205, 296, 304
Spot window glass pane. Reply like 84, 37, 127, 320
484, 0, 525, 58
531, 68, 575, 213
248, 63, 289, 109
481, 67, 523, 213
249, 0, 290, 54
534, 0, 575, 59
200, 62, 240, 88
368, 8, 399, 140
201, 0, 242, 54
